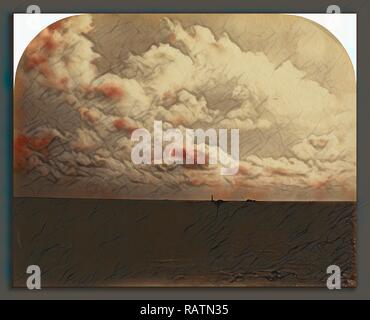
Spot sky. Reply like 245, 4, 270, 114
14, 13, 357, 81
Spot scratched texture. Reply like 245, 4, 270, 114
13, 198, 356, 287
14, 14, 356, 201
13, 14, 357, 288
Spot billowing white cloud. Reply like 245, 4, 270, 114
14, 15, 356, 201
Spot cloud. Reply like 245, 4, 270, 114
14, 15, 356, 201
23, 15, 99, 91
